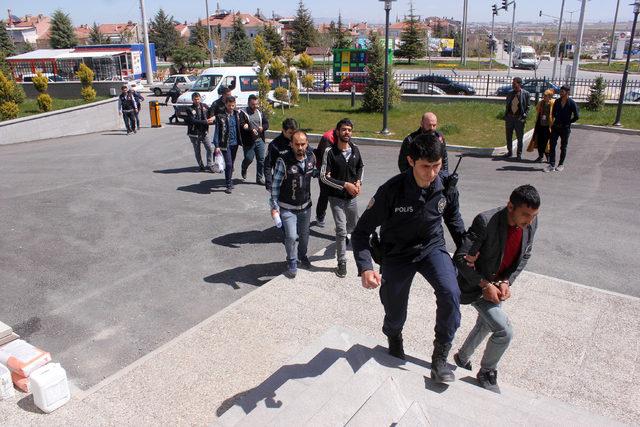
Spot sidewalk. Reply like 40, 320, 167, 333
1, 246, 638, 426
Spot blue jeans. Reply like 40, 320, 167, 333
189, 134, 213, 167
222, 145, 239, 188
380, 247, 461, 344
280, 207, 311, 264
241, 139, 265, 181
457, 298, 513, 371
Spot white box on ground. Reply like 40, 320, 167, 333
30, 363, 70, 413
0, 363, 15, 400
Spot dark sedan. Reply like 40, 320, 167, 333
496, 79, 560, 97
404, 74, 476, 95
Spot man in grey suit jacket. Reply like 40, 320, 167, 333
503, 77, 530, 160
452, 185, 540, 393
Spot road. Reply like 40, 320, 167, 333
1, 109, 638, 390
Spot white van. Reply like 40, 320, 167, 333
513, 46, 538, 70
174, 66, 263, 120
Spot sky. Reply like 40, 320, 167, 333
1, 0, 634, 26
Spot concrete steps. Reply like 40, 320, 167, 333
214, 326, 623, 427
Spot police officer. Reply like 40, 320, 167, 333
264, 118, 299, 191
398, 112, 449, 173
208, 85, 232, 119
351, 132, 465, 383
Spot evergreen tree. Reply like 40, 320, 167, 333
396, 2, 426, 64
253, 35, 273, 116
89, 22, 106, 45
585, 76, 607, 111
149, 8, 179, 61
172, 45, 208, 69
290, 0, 317, 54
50, 9, 78, 49
261, 23, 284, 56
362, 31, 400, 112
333, 13, 351, 50
224, 15, 253, 65
190, 20, 209, 53
0, 22, 16, 56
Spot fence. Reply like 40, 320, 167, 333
309, 70, 640, 102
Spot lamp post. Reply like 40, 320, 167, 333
139, 0, 154, 84
379, 0, 395, 135
569, 0, 587, 90
614, 0, 640, 127
205, 0, 214, 67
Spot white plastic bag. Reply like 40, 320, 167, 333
213, 152, 225, 173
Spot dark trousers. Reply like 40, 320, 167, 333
189, 134, 213, 167
549, 126, 571, 167
505, 115, 525, 156
222, 145, 239, 188
241, 139, 266, 181
122, 111, 136, 132
379, 247, 461, 344
534, 123, 550, 159
316, 180, 329, 220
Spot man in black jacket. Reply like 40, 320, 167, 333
212, 96, 243, 194
545, 85, 579, 173
503, 77, 530, 160
351, 133, 465, 384
453, 185, 540, 393
264, 118, 299, 191
118, 85, 138, 134
320, 118, 364, 278
398, 112, 448, 173
239, 95, 269, 185
208, 85, 231, 119
185, 92, 214, 171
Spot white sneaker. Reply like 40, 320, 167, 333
555, 165, 565, 172
543, 165, 555, 173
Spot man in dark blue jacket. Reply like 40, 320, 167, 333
545, 85, 580, 173
452, 185, 540, 393
351, 133, 465, 384
185, 92, 214, 171
503, 77, 530, 160
264, 118, 299, 191
212, 96, 243, 194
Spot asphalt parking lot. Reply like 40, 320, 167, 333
1, 117, 638, 390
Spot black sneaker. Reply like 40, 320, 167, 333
225, 187, 232, 194
454, 353, 472, 371
430, 341, 455, 383
241, 169, 247, 180
199, 164, 206, 172
534, 156, 543, 163
387, 334, 405, 360
335, 262, 347, 278
315, 216, 325, 228
502, 152, 512, 158
299, 256, 312, 269
257, 176, 266, 186
477, 369, 501, 393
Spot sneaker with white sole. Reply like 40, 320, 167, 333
543, 165, 555, 173
555, 165, 565, 172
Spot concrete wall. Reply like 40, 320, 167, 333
19, 82, 127, 99
0, 98, 122, 145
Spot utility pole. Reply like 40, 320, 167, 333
503, 0, 516, 78
490, 4, 498, 71
614, 0, 640, 126
570, 0, 587, 90
139, 0, 154, 84
461, 0, 468, 66
205, 0, 214, 67
380, 0, 395, 135
552, 0, 565, 82
608, 0, 621, 66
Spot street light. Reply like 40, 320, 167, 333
379, 0, 396, 135
205, 0, 214, 67
614, 0, 640, 127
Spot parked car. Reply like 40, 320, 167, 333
151, 74, 196, 96
406, 75, 476, 95
103, 76, 145, 92
398, 80, 446, 95
22, 73, 66, 83
540, 52, 551, 61
495, 79, 560, 97
338, 76, 367, 93
623, 90, 640, 102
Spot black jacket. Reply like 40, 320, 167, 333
212, 110, 243, 150
208, 97, 226, 119
185, 102, 210, 136
551, 97, 580, 128
239, 107, 270, 144
319, 142, 365, 199
398, 128, 449, 173
505, 89, 531, 121
264, 133, 291, 190
351, 170, 465, 274
454, 207, 537, 304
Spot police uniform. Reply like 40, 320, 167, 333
351, 169, 465, 345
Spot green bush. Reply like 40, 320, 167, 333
81, 86, 97, 102
274, 86, 289, 102
585, 76, 606, 111
0, 71, 25, 104
76, 63, 94, 86
32, 72, 49, 93
0, 100, 19, 120
288, 69, 299, 104
37, 93, 52, 112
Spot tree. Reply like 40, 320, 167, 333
0, 69, 25, 120
149, 9, 179, 61
190, 20, 209, 52
76, 63, 96, 102
32, 72, 52, 112
396, 2, 426, 64
290, 0, 317, 54
253, 35, 273, 116
261, 23, 284, 56
0, 22, 16, 57
172, 45, 208, 69
585, 76, 607, 111
50, 9, 78, 49
212, 24, 227, 66
298, 53, 314, 101
224, 15, 253, 65
333, 13, 352, 50
362, 31, 400, 112
283, 47, 299, 104
89, 22, 106, 45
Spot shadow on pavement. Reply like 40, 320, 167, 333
154, 166, 202, 174
177, 179, 227, 194
204, 261, 284, 289
496, 166, 543, 172
212, 227, 284, 248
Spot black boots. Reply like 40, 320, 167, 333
387, 334, 405, 360
431, 340, 455, 383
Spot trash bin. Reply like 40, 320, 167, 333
149, 101, 161, 128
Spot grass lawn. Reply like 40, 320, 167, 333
18, 97, 109, 118
272, 98, 532, 148
271, 98, 640, 147
394, 59, 508, 71
580, 61, 640, 74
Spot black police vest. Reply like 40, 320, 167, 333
278, 152, 316, 211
